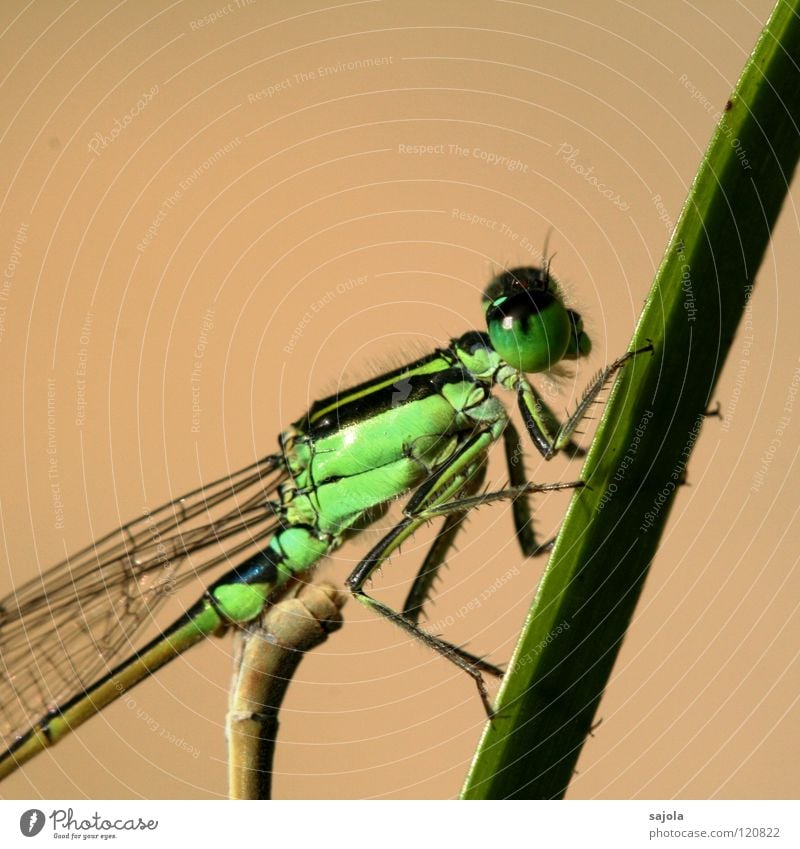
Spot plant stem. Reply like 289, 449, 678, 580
462, 0, 800, 800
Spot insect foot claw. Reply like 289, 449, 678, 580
487, 704, 513, 724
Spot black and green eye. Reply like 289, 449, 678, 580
563, 309, 592, 360
481, 265, 551, 313
483, 266, 578, 373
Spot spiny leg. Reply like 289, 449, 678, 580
402, 460, 487, 625
517, 343, 654, 460
346, 429, 506, 715
346, 429, 581, 716
406, 420, 585, 578
523, 393, 587, 460
408, 480, 584, 522
502, 419, 559, 556
402, 464, 581, 672
401, 461, 511, 677
403, 438, 584, 624
401, 514, 465, 623
406, 472, 583, 665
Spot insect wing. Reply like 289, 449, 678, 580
0, 454, 286, 748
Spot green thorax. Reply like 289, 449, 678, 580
273, 264, 591, 545
276, 333, 506, 537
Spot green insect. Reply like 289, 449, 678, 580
0, 265, 646, 781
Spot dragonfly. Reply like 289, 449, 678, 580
0, 264, 647, 783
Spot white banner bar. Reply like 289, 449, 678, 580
0, 799, 797, 848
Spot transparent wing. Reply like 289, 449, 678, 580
0, 454, 287, 748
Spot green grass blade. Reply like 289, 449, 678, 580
462, 0, 800, 800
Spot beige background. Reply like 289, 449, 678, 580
0, 0, 798, 799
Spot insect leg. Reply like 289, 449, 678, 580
516, 344, 653, 459
502, 419, 564, 556
346, 429, 577, 716
401, 459, 487, 625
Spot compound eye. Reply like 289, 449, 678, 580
562, 309, 592, 360
482, 266, 551, 314
485, 289, 571, 373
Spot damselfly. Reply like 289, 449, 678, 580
0, 265, 646, 782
